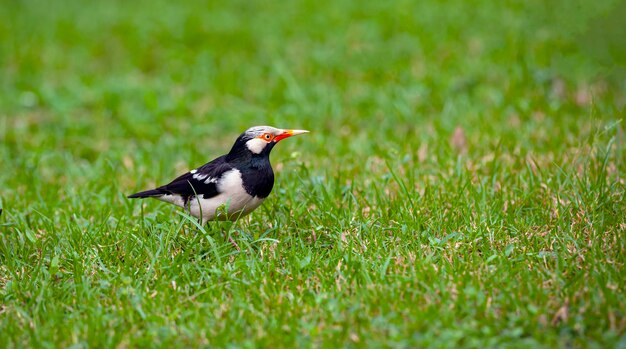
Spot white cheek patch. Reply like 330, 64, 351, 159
245, 138, 268, 154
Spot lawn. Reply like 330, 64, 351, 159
1, 0, 625, 347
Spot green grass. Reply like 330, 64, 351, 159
1, 0, 625, 347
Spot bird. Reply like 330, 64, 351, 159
128, 126, 308, 224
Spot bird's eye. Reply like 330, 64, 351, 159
263, 133, 273, 141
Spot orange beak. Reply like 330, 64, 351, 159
274, 129, 309, 142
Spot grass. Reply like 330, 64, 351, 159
1, 0, 625, 347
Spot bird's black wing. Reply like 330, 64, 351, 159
129, 155, 232, 200
159, 155, 232, 199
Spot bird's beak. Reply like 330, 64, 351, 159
274, 129, 309, 142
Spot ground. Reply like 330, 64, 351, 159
1, 0, 625, 347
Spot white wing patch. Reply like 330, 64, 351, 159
193, 173, 208, 180
205, 177, 217, 184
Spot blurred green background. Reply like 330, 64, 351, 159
1, 0, 625, 347
2, 0, 625, 160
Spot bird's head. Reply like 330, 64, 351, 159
228, 126, 309, 159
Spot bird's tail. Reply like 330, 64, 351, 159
128, 189, 163, 199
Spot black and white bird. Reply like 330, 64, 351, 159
128, 126, 308, 223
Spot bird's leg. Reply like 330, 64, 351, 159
179, 200, 196, 236
221, 223, 240, 251
228, 236, 240, 251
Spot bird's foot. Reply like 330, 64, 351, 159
228, 236, 240, 251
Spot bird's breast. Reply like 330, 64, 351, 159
238, 163, 274, 198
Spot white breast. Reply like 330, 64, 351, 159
186, 169, 265, 223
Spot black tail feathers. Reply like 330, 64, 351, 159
128, 189, 163, 199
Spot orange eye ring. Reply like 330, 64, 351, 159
260, 133, 274, 142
